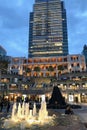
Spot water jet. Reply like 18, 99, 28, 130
3, 95, 55, 129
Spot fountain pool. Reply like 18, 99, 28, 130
1, 96, 56, 130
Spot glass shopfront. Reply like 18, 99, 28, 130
81, 93, 87, 103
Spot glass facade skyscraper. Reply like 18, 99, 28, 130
28, 0, 68, 58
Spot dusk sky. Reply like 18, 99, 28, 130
0, 0, 87, 57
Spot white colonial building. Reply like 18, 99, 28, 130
8, 54, 86, 77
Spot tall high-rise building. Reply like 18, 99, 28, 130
82, 44, 87, 67
0, 45, 7, 57
28, 0, 68, 58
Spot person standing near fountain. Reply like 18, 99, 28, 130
6, 100, 10, 113
65, 105, 74, 115
0, 100, 3, 112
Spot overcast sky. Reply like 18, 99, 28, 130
0, 0, 87, 57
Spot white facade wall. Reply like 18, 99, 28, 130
8, 55, 86, 77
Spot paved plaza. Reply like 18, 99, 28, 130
0, 103, 87, 130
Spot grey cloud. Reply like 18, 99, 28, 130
64, 0, 87, 54
0, 6, 27, 29
0, 0, 34, 57
0, 0, 34, 29
0, 0, 87, 57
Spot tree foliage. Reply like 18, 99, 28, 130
58, 65, 64, 71
47, 66, 54, 71
0, 59, 9, 71
34, 66, 40, 72
25, 67, 31, 73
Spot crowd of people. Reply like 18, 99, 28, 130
0, 96, 74, 116
0, 98, 10, 113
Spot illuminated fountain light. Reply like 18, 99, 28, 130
33, 103, 37, 116
39, 100, 48, 121
11, 102, 17, 121
38, 95, 48, 121
17, 103, 22, 119
25, 103, 29, 120
21, 102, 25, 117
3, 95, 56, 129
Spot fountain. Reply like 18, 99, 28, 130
3, 95, 55, 129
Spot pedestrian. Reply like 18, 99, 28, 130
6, 100, 10, 113
65, 105, 74, 115
0, 101, 3, 112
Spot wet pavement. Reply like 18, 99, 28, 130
0, 103, 87, 130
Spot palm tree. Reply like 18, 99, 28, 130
57, 65, 64, 79
25, 67, 31, 76
47, 65, 54, 72
47, 65, 54, 77
34, 66, 40, 72
0, 59, 9, 73
34, 66, 41, 77
26, 67, 31, 73
0, 59, 9, 97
